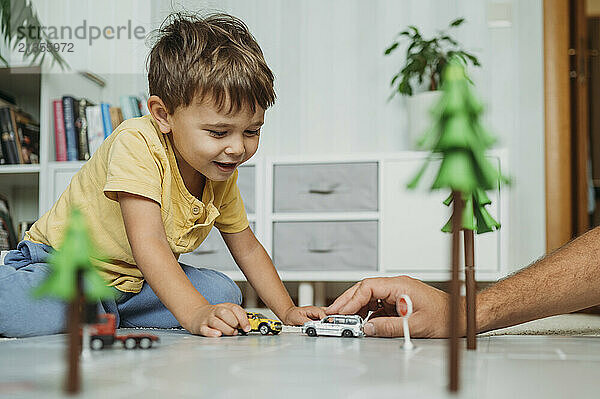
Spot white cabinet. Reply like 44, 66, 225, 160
42, 162, 85, 214
380, 156, 503, 275
40, 152, 508, 283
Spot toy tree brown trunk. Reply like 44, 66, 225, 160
65, 270, 83, 394
464, 229, 476, 350
33, 209, 115, 396
449, 191, 462, 392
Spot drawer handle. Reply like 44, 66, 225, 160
308, 248, 334, 253
307, 240, 335, 253
308, 182, 340, 195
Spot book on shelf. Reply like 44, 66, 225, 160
86, 104, 104, 157
53, 94, 147, 161
15, 112, 40, 164
0, 106, 39, 165
120, 95, 143, 120
100, 103, 113, 138
53, 100, 67, 161
75, 98, 92, 161
109, 106, 124, 129
62, 96, 79, 161
0, 107, 22, 164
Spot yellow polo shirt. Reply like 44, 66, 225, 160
25, 115, 249, 293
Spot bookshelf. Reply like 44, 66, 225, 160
0, 66, 145, 236
0, 66, 41, 230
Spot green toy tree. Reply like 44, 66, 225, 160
34, 208, 113, 394
407, 57, 504, 392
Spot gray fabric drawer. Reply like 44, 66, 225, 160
238, 165, 255, 214
273, 221, 378, 270
273, 162, 378, 212
179, 222, 255, 271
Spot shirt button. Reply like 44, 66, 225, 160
192, 206, 200, 214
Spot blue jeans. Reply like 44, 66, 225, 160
0, 241, 242, 338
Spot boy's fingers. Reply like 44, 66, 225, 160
226, 304, 251, 331
326, 283, 360, 314
199, 325, 223, 338
209, 317, 237, 336
215, 307, 243, 330
363, 317, 405, 338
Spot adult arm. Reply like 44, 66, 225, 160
326, 226, 600, 337
477, 225, 600, 333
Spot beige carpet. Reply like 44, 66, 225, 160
482, 314, 600, 336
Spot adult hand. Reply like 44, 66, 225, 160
326, 276, 463, 338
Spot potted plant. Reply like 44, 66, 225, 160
1, 0, 67, 68
384, 18, 480, 149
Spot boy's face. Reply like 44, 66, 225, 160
164, 97, 264, 182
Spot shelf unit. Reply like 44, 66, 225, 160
0, 67, 42, 229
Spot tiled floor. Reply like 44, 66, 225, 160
2, 327, 600, 398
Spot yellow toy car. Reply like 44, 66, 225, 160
239, 312, 282, 335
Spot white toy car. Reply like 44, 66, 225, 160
302, 315, 365, 337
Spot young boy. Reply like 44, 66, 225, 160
0, 12, 325, 338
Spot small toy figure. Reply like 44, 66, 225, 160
302, 315, 364, 337
398, 295, 414, 350
238, 312, 282, 335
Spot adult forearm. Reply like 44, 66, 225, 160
477, 226, 600, 333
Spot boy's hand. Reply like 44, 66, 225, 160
282, 306, 327, 326
187, 303, 251, 337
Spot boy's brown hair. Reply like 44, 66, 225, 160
147, 12, 276, 115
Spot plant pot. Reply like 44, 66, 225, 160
406, 90, 441, 149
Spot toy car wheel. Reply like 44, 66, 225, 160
124, 338, 137, 349
90, 338, 104, 350
259, 324, 270, 335
237, 328, 248, 336
139, 337, 152, 349
306, 327, 317, 337
342, 329, 354, 338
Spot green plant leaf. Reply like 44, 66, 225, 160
386, 18, 480, 98
450, 18, 465, 27
384, 42, 399, 55
440, 35, 458, 46
462, 51, 481, 66
1, 0, 69, 69
408, 25, 421, 37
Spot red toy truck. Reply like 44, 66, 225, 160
88, 313, 159, 350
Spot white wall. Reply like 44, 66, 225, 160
149, 0, 545, 272
24, 0, 546, 273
